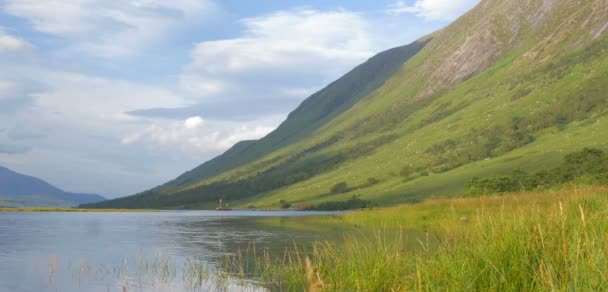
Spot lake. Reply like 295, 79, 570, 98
0, 210, 346, 292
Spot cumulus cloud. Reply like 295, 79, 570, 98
0, 29, 28, 52
387, 0, 479, 21
0, 34, 26, 51
121, 116, 274, 152
187, 9, 373, 74
130, 8, 378, 121
30, 71, 186, 122
184, 116, 204, 129
183, 10, 373, 99
3, 0, 215, 57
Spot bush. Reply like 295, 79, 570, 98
367, 177, 380, 185
331, 182, 350, 194
314, 196, 372, 211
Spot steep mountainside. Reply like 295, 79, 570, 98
0, 166, 106, 207
89, 0, 608, 209
162, 40, 430, 188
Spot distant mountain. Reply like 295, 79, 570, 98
90, 0, 608, 209
0, 166, 106, 207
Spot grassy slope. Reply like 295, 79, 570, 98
226, 0, 608, 208
242, 35, 608, 208
89, 0, 608, 209
159, 40, 430, 189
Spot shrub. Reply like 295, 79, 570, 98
331, 182, 350, 194
367, 177, 380, 185
314, 196, 372, 211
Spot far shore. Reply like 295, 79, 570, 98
0, 207, 345, 213
0, 207, 158, 213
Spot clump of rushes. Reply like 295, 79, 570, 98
225, 185, 608, 291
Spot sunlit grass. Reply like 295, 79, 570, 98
28, 185, 608, 291
225, 185, 608, 291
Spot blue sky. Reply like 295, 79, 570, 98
0, 0, 479, 197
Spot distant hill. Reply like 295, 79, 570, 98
0, 166, 106, 207
89, 0, 608, 209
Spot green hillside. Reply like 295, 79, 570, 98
87, 0, 608, 209
161, 40, 430, 189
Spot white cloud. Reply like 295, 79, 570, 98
387, 0, 479, 21
3, 0, 215, 57
31, 71, 186, 122
0, 67, 199, 195
215, 125, 275, 149
184, 116, 204, 129
0, 29, 28, 52
180, 9, 375, 99
121, 116, 274, 153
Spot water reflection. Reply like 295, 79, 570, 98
0, 210, 345, 291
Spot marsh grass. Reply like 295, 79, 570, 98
224, 185, 608, 291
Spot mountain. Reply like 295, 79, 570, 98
0, 166, 106, 207
88, 0, 608, 209
161, 40, 430, 189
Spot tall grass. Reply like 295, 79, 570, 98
225, 185, 608, 291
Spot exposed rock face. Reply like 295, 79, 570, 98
415, 0, 607, 99
590, 0, 608, 39
422, 25, 500, 99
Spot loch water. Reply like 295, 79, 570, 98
0, 210, 345, 292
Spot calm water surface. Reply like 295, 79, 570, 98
0, 210, 345, 292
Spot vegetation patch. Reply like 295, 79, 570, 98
310, 195, 372, 211
467, 148, 608, 194
224, 185, 608, 291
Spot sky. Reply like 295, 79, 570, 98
0, 0, 479, 198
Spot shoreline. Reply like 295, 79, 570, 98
0, 207, 158, 213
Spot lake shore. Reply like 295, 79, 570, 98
223, 184, 608, 291
0, 207, 158, 212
